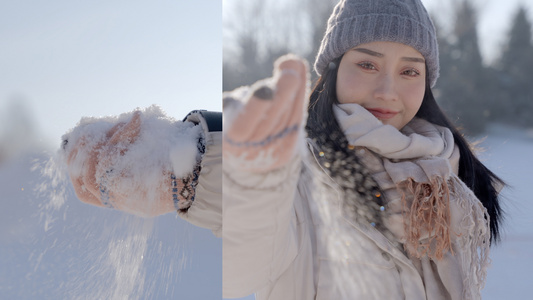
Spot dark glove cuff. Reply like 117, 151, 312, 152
183, 110, 222, 132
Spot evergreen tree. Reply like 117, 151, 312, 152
496, 6, 533, 126
223, 1, 272, 91
437, 0, 488, 135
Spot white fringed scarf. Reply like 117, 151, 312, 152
333, 103, 490, 299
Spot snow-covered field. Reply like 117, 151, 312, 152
479, 125, 533, 300
1, 124, 530, 299
0, 151, 222, 299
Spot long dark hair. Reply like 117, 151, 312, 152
306, 56, 504, 244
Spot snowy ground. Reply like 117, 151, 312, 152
1, 124, 530, 299
0, 151, 222, 299
479, 125, 533, 299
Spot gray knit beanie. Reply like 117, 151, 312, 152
314, 0, 440, 87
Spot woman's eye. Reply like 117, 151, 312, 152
402, 68, 420, 77
357, 62, 376, 70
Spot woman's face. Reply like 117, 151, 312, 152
336, 41, 426, 129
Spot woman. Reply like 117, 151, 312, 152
223, 0, 504, 299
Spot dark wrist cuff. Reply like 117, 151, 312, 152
183, 110, 222, 132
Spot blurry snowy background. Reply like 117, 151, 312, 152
223, 0, 533, 299
1, 0, 221, 299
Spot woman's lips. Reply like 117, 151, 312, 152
366, 108, 399, 120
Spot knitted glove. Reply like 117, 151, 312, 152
223, 55, 309, 173
62, 106, 203, 217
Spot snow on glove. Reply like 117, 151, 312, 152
62, 105, 204, 217
223, 55, 309, 173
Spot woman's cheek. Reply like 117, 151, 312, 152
337, 73, 366, 104
403, 83, 425, 113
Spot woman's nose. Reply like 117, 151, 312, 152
373, 73, 399, 102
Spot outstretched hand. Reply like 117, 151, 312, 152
224, 55, 309, 173
64, 111, 180, 217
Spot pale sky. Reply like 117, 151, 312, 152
1, 0, 222, 149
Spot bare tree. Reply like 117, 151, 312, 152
223, 0, 337, 90
300, 0, 337, 78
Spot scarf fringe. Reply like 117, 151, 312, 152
401, 176, 490, 299
450, 176, 491, 299
402, 176, 453, 260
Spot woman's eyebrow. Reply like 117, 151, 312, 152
354, 48, 383, 57
402, 57, 425, 63
353, 48, 425, 63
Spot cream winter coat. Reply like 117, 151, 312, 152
223, 115, 490, 299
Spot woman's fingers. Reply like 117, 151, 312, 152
226, 56, 306, 143
223, 55, 309, 173
269, 57, 308, 136
66, 140, 104, 206
69, 112, 142, 207
70, 173, 104, 207
82, 112, 142, 208
109, 111, 142, 147
226, 89, 274, 141
250, 66, 302, 139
